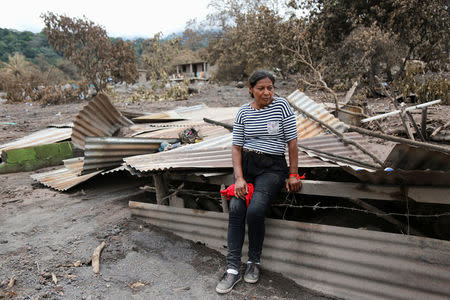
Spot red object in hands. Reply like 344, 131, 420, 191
289, 173, 306, 180
220, 183, 254, 207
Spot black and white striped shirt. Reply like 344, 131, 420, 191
232, 97, 298, 155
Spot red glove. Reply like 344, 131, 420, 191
220, 183, 254, 207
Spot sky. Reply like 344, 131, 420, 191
1, 0, 212, 39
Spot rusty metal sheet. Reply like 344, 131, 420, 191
0, 127, 72, 157
130, 202, 450, 300
287, 90, 348, 138
82, 136, 178, 174
71, 94, 133, 149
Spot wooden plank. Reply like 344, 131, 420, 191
168, 174, 449, 205
299, 180, 450, 204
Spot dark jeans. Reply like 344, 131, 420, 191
226, 153, 286, 271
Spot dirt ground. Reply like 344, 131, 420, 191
0, 81, 448, 299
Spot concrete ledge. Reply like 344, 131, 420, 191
0, 142, 74, 174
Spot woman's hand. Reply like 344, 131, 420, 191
286, 176, 302, 193
234, 177, 248, 200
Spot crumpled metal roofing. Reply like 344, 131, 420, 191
177, 106, 239, 122
30, 158, 102, 191
82, 136, 178, 174
298, 132, 382, 170
71, 94, 133, 149
131, 105, 238, 124
124, 145, 337, 174
48, 123, 74, 128
133, 123, 231, 141
343, 144, 450, 186
287, 90, 348, 139
0, 127, 72, 157
124, 131, 378, 174
132, 111, 185, 123
130, 202, 450, 300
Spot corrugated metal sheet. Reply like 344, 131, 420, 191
343, 168, 450, 187
82, 136, 177, 174
0, 127, 72, 157
131, 105, 238, 124
124, 132, 378, 173
299, 133, 382, 170
287, 90, 348, 138
177, 106, 239, 122
133, 124, 230, 141
71, 94, 133, 149
132, 111, 185, 123
343, 144, 450, 186
384, 144, 450, 171
30, 157, 102, 191
124, 145, 336, 173
48, 123, 74, 128
130, 202, 450, 300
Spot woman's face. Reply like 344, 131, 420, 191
249, 77, 274, 109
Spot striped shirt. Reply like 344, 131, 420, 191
232, 97, 298, 155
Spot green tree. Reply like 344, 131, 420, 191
42, 12, 138, 93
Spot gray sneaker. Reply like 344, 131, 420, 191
215, 272, 241, 294
244, 263, 260, 283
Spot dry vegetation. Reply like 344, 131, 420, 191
0, 0, 448, 106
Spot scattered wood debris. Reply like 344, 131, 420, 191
6, 276, 16, 289
73, 260, 82, 267
51, 272, 57, 284
128, 280, 148, 289
92, 241, 106, 274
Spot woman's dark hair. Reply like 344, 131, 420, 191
248, 70, 275, 98
248, 70, 275, 88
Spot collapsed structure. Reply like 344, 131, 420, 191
1, 91, 449, 300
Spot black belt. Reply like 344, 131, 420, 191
243, 148, 284, 159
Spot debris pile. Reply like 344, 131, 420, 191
1, 89, 450, 300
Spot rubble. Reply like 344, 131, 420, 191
1, 87, 449, 300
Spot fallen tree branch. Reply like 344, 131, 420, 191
6, 276, 16, 289
363, 104, 385, 133
405, 108, 425, 141
298, 145, 379, 169
290, 102, 384, 167
92, 241, 106, 274
348, 125, 450, 154
430, 120, 450, 138
343, 81, 358, 105
421, 107, 428, 140
375, 76, 415, 140
203, 118, 233, 131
